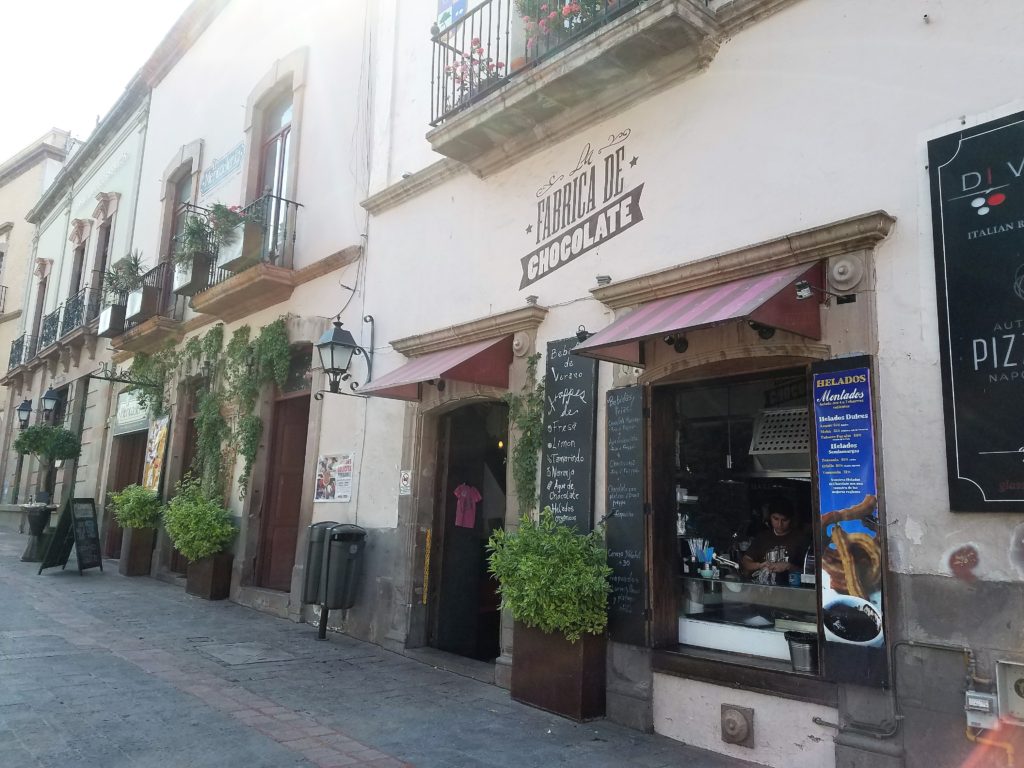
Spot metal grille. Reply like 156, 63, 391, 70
749, 407, 810, 456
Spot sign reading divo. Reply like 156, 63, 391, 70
519, 130, 645, 289
929, 111, 1024, 511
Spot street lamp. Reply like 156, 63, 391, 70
15, 399, 32, 430
40, 388, 58, 418
315, 315, 374, 397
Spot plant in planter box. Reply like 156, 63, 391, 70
210, 202, 265, 273
515, 1, 602, 53
442, 39, 507, 111
162, 475, 236, 599
487, 507, 611, 720
173, 215, 215, 296
14, 424, 82, 463
100, 251, 145, 336
109, 483, 161, 576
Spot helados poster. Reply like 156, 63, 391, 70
812, 358, 888, 687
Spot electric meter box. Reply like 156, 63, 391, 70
996, 660, 1024, 727
965, 690, 998, 730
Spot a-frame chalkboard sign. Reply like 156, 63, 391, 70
38, 498, 103, 575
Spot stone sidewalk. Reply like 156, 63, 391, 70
0, 529, 760, 768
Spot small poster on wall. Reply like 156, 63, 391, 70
315, 454, 353, 503
142, 416, 170, 492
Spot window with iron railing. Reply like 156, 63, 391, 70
60, 285, 102, 337
39, 307, 62, 350
430, 0, 638, 125
0, 285, 7, 315
8, 333, 25, 371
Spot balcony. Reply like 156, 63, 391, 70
60, 285, 102, 341
7, 333, 28, 372
427, 0, 789, 176
110, 262, 187, 353
190, 194, 301, 323
36, 306, 62, 357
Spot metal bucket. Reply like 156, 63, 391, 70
784, 631, 819, 674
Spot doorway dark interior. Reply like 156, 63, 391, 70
256, 393, 311, 591
432, 402, 508, 662
104, 431, 148, 558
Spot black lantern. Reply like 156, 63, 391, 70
315, 315, 374, 397
40, 388, 59, 417
16, 399, 32, 430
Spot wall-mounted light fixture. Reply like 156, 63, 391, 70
15, 399, 32, 430
795, 279, 856, 305
576, 325, 594, 343
40, 388, 59, 418
663, 334, 688, 354
314, 315, 374, 400
748, 321, 776, 340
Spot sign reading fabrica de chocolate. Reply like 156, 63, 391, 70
929, 111, 1024, 511
519, 130, 644, 289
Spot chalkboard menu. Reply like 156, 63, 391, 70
929, 111, 1024, 510
605, 386, 646, 646
38, 498, 103, 575
539, 337, 598, 532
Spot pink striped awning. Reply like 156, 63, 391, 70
574, 263, 822, 366
360, 335, 514, 401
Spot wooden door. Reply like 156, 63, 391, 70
103, 431, 148, 558
257, 394, 310, 591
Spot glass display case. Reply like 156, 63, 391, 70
679, 576, 817, 660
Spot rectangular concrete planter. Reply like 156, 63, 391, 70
118, 527, 156, 577
173, 253, 212, 296
186, 552, 233, 600
125, 284, 158, 322
511, 622, 607, 721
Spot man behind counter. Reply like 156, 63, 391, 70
741, 498, 809, 586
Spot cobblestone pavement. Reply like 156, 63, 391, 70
0, 530, 760, 768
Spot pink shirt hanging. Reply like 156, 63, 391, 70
454, 483, 482, 529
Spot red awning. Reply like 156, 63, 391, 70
574, 263, 822, 366
360, 335, 513, 401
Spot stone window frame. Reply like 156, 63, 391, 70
156, 140, 204, 267
240, 48, 307, 207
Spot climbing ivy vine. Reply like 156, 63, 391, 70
126, 317, 292, 500
504, 353, 545, 516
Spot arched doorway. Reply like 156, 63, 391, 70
429, 401, 508, 661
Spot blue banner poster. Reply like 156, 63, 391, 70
812, 361, 888, 686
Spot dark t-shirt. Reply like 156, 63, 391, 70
745, 528, 810, 585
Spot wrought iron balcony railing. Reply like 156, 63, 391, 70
8, 333, 26, 371
60, 285, 102, 338
199, 193, 301, 293
430, 0, 638, 125
123, 261, 186, 334
39, 306, 62, 350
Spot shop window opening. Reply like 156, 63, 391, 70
663, 369, 818, 665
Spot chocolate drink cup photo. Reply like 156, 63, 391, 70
822, 595, 883, 646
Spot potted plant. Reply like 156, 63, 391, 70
14, 424, 82, 527
173, 215, 214, 296
162, 476, 236, 599
122, 252, 159, 324
487, 507, 611, 720
100, 251, 145, 336
210, 203, 263, 273
109, 484, 161, 576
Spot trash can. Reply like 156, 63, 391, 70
784, 631, 819, 674
323, 524, 366, 610
302, 521, 338, 604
